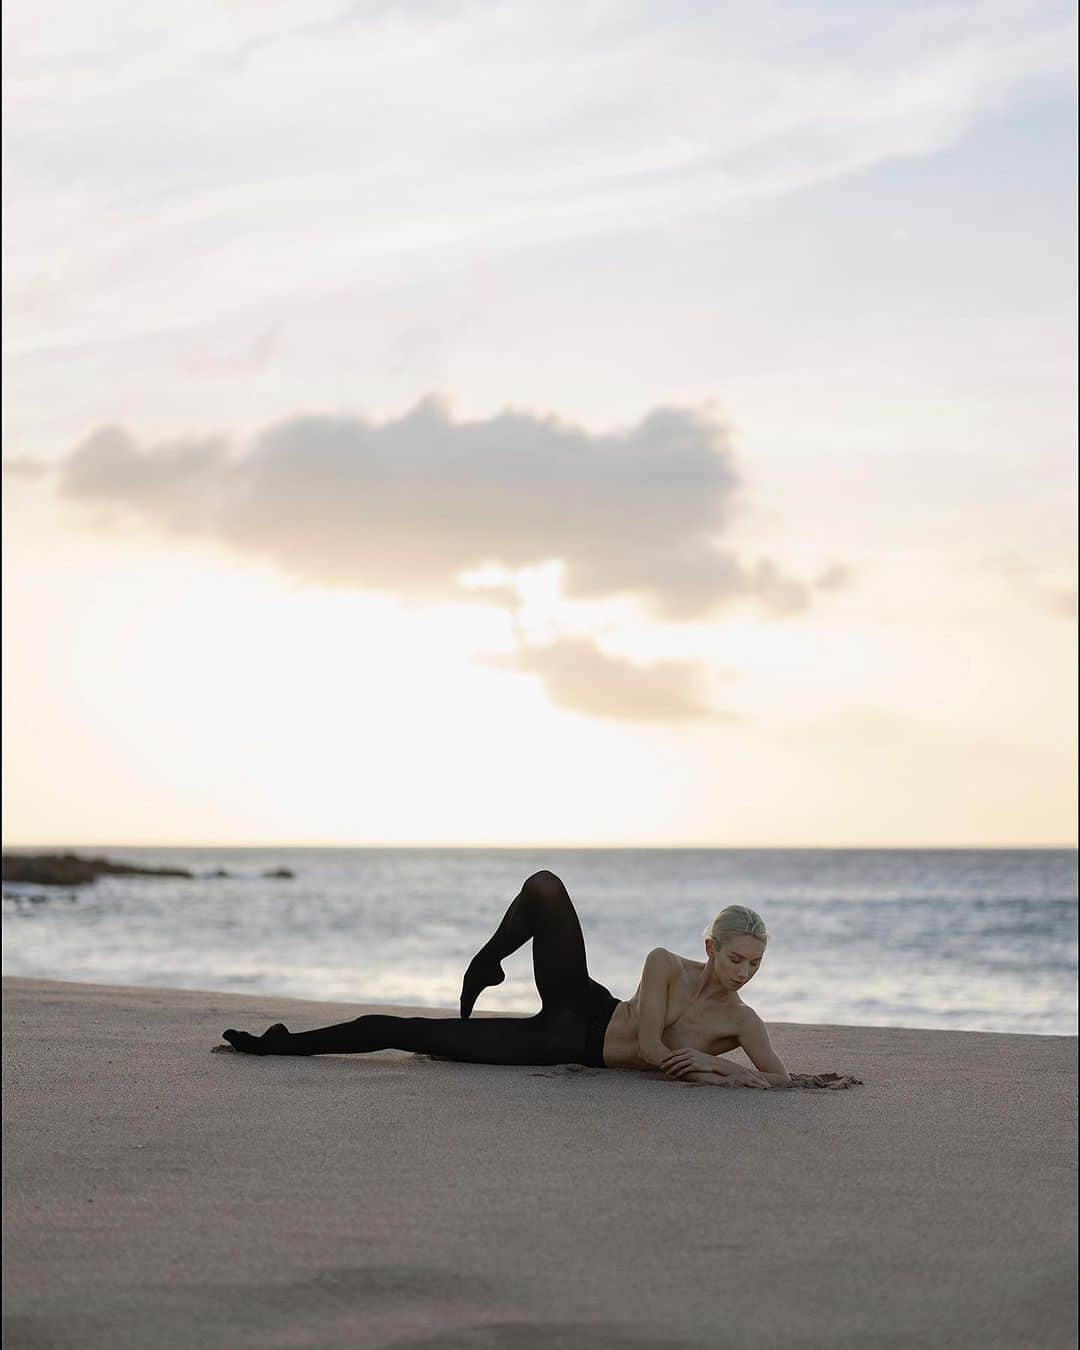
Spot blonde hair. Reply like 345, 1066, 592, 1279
703, 905, 769, 952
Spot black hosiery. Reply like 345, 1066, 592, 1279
225, 1008, 586, 1065
223, 1023, 290, 1054
223, 871, 611, 1067
459, 869, 589, 1018
459, 950, 506, 1020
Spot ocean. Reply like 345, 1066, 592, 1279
2, 847, 1076, 1035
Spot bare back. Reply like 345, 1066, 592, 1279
602, 949, 746, 1070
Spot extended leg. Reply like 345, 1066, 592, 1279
223, 1009, 582, 1065
460, 869, 589, 1018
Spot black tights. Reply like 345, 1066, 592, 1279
222, 871, 612, 1066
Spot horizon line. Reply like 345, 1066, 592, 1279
2, 840, 1077, 852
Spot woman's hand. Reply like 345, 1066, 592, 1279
661, 1048, 721, 1079
661, 1050, 773, 1088
712, 1059, 772, 1089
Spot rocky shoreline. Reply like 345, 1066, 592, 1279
1, 853, 294, 886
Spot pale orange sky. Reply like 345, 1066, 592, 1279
3, 1, 1076, 847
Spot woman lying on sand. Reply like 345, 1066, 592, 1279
222, 869, 791, 1088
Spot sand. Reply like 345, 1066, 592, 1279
3, 978, 1076, 1350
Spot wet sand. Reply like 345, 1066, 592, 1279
3, 977, 1076, 1349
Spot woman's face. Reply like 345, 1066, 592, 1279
707, 935, 766, 991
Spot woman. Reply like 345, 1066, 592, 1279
222, 869, 790, 1088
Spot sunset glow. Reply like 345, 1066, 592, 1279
3, 0, 1076, 846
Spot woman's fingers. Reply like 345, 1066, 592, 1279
726, 1066, 769, 1087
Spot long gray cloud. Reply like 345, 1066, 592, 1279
55, 396, 824, 620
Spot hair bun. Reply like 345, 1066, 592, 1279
704, 904, 769, 947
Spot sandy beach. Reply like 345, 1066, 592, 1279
3, 977, 1076, 1349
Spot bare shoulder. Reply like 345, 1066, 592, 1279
646, 946, 679, 969
663, 947, 703, 971
734, 1003, 764, 1031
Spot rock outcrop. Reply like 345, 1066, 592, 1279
1, 853, 195, 886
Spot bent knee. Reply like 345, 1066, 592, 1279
523, 869, 566, 898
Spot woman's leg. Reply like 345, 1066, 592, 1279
460, 869, 590, 1018
223, 871, 596, 1064
222, 1008, 581, 1064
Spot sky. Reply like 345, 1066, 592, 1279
2, 0, 1077, 847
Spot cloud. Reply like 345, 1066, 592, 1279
982, 552, 1077, 621
55, 397, 817, 621
813, 562, 853, 592
1045, 587, 1077, 621
7, 2, 1074, 358
481, 637, 718, 723
174, 321, 283, 377
982, 551, 1032, 579
2, 457, 51, 479
59, 427, 229, 533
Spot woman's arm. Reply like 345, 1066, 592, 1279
735, 1007, 791, 1086
680, 1070, 770, 1088
662, 1049, 774, 1087
635, 948, 677, 1068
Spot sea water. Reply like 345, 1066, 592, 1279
2, 848, 1076, 1034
